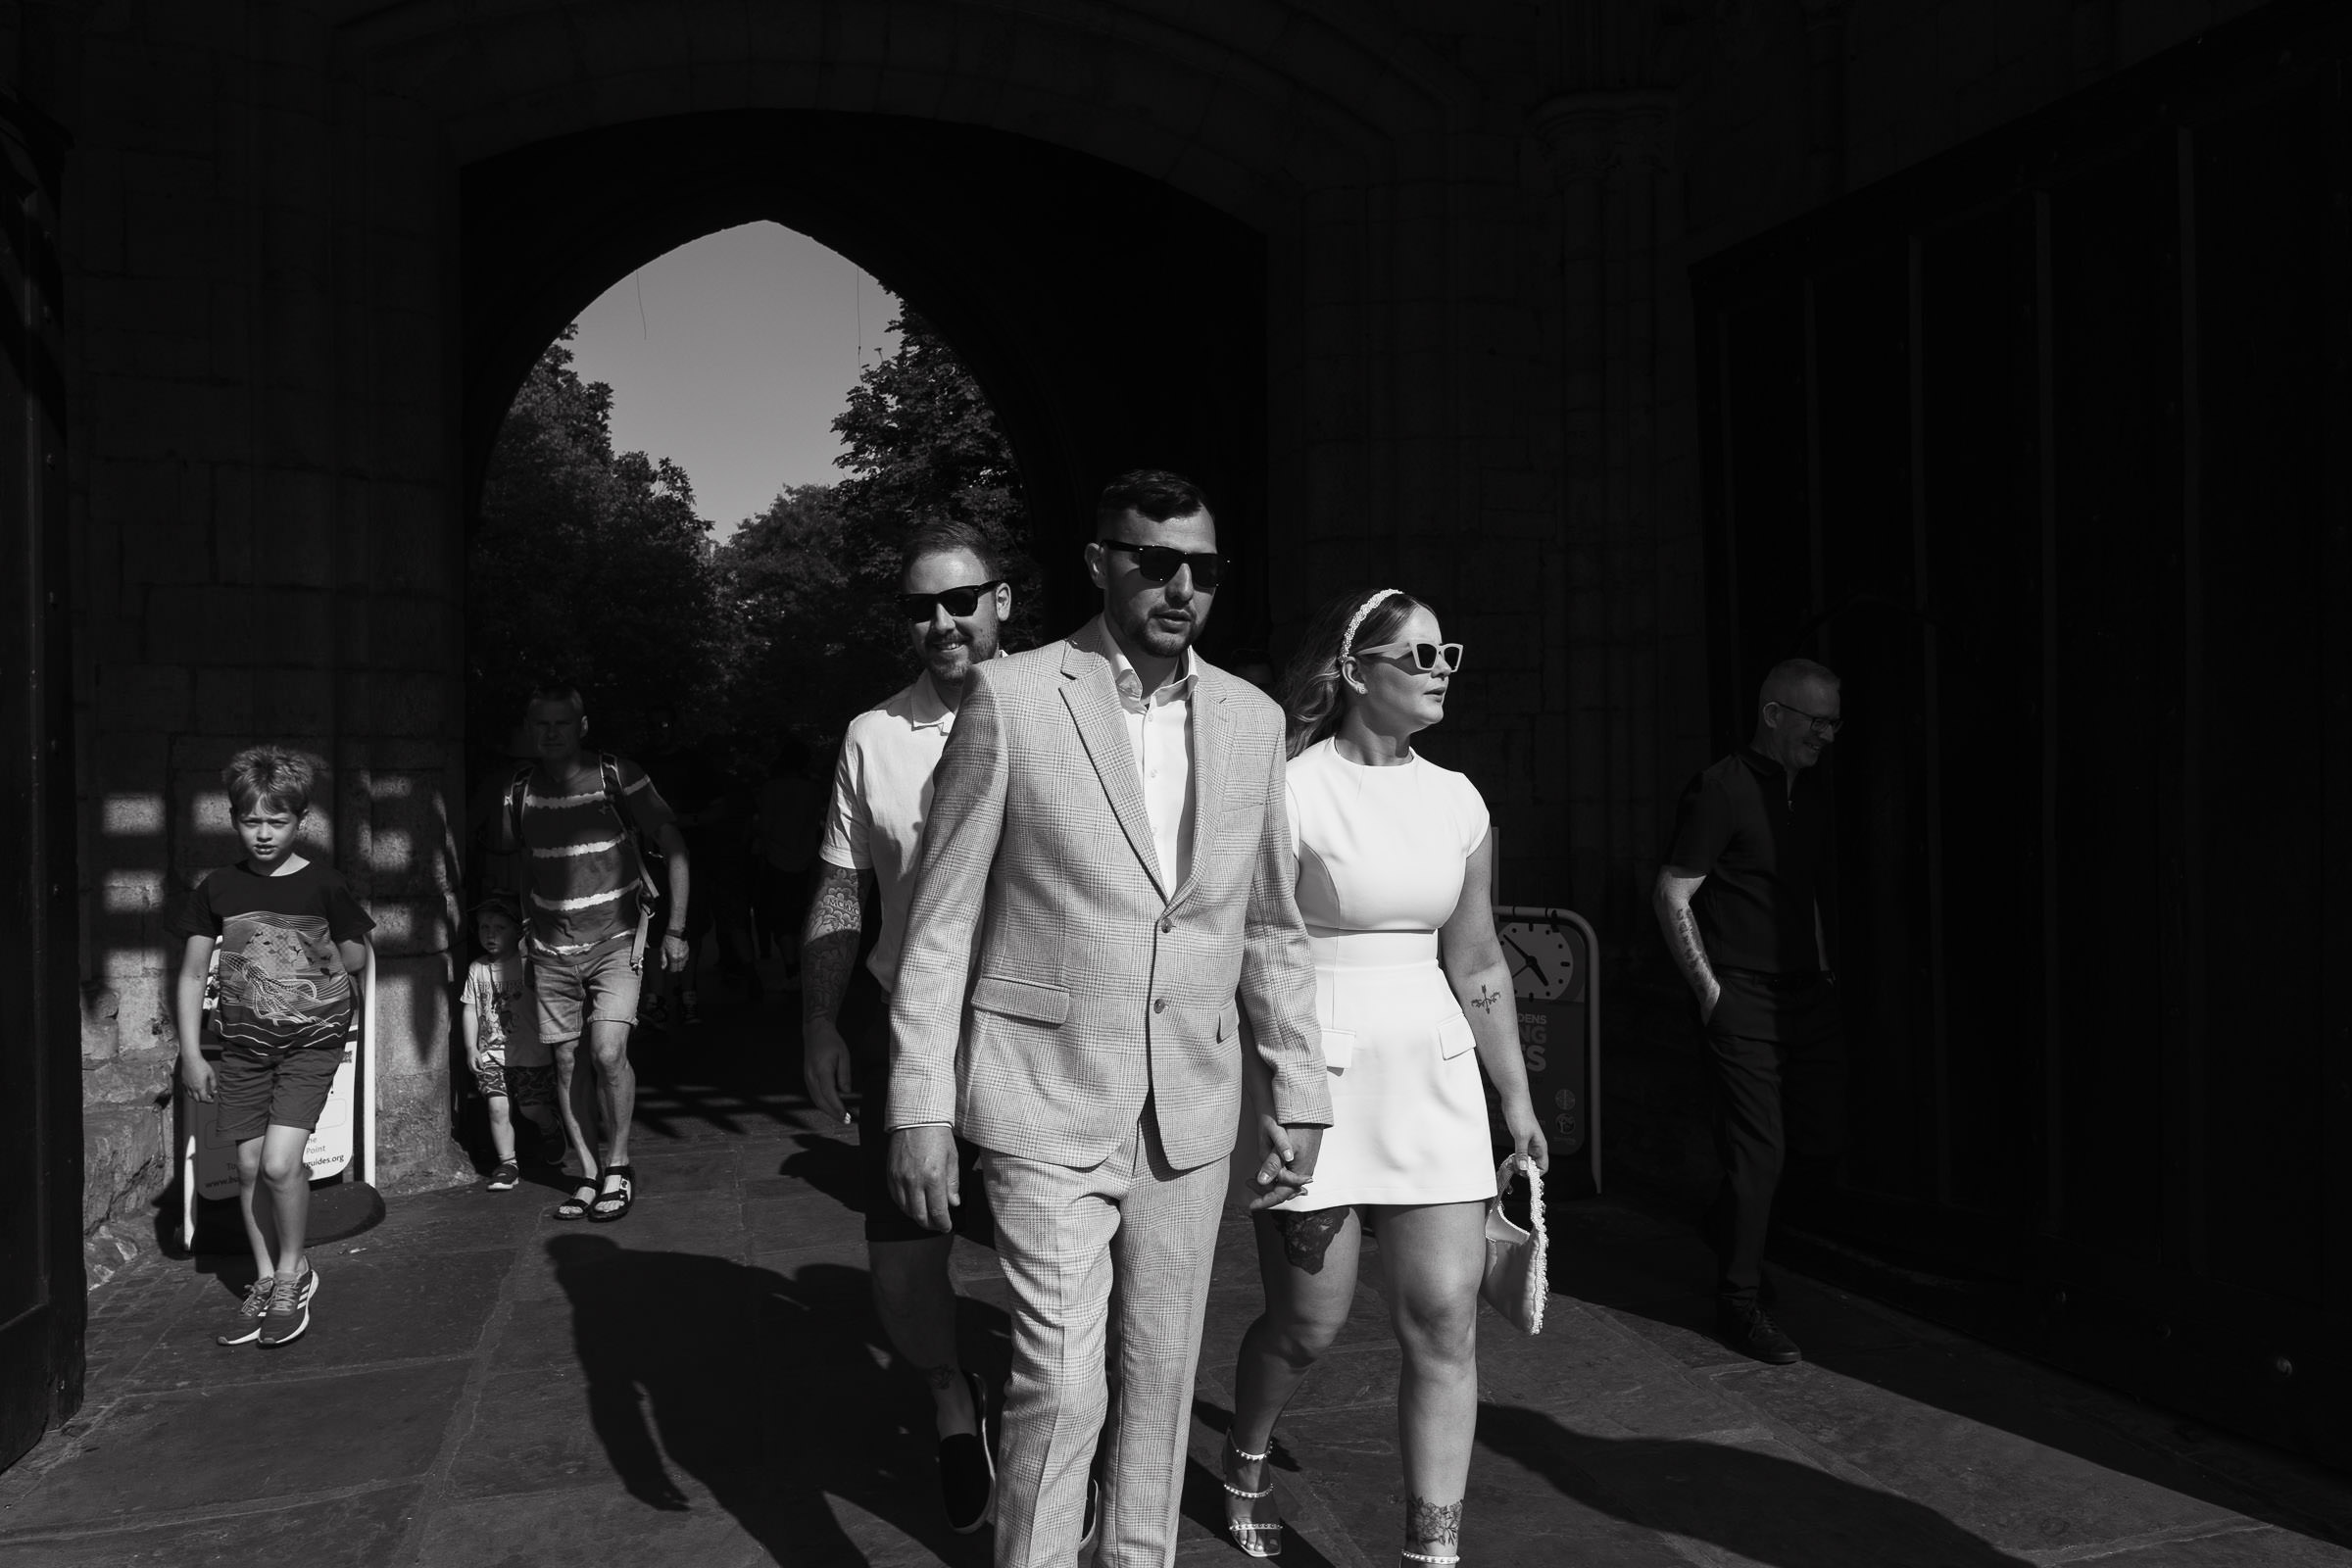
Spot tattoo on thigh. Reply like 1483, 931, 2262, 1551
1274, 1207, 1349, 1274
1406, 1495, 1463, 1545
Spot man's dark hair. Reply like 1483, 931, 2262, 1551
523, 683, 586, 715
900, 519, 1004, 586
1095, 469, 1211, 536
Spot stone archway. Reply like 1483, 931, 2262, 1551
70, 0, 1620, 1270
459, 110, 1271, 642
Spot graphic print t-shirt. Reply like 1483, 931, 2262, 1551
167, 860, 374, 1054
462, 956, 551, 1068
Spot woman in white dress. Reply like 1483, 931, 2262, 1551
1223, 588, 1549, 1567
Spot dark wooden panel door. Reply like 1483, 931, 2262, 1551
0, 101, 81, 1473
1690, 0, 2352, 1469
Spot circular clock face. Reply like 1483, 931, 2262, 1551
1499, 922, 1576, 1001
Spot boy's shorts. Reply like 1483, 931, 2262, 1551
532, 932, 641, 1043
472, 1056, 558, 1108
216, 1047, 342, 1143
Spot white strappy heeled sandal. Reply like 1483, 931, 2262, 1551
1222, 1437, 1284, 1559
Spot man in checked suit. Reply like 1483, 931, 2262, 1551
889, 469, 1332, 1568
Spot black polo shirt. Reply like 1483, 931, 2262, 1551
1666, 748, 1831, 974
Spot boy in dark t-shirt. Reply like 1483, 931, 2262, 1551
171, 746, 374, 1349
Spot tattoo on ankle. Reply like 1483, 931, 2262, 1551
1405, 1496, 1463, 1545
920, 1363, 959, 1393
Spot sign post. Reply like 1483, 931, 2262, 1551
1494, 906, 1600, 1198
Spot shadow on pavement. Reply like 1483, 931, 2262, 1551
1478, 1402, 2033, 1566
1550, 1194, 2352, 1549
548, 1234, 1007, 1565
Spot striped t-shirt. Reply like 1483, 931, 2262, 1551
513, 756, 675, 955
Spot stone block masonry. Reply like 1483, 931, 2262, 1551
29, 0, 2253, 1291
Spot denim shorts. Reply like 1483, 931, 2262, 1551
531, 933, 642, 1043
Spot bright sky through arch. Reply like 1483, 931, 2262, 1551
567, 221, 901, 540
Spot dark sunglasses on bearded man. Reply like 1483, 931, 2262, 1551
1099, 540, 1229, 593
897, 581, 1004, 622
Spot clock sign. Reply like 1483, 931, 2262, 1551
1499, 921, 1575, 1001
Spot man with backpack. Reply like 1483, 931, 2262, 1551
504, 684, 689, 1222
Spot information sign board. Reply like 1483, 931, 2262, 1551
1495, 906, 1600, 1196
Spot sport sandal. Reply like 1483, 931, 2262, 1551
554, 1177, 599, 1221
589, 1164, 636, 1222
1222, 1435, 1283, 1558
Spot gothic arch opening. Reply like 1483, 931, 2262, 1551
460, 111, 1274, 662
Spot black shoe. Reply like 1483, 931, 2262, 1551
940, 1370, 995, 1534
1718, 1299, 1801, 1364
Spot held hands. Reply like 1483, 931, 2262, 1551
888, 1124, 960, 1233
179, 1051, 217, 1103
802, 1016, 855, 1125
660, 931, 692, 974
1247, 1119, 1325, 1210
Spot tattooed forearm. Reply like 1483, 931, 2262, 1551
800, 864, 865, 1026
1667, 906, 1716, 1000
919, 1363, 958, 1391
1467, 983, 1502, 1014
1405, 1495, 1463, 1546
1652, 871, 1719, 1004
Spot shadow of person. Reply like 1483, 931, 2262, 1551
548, 1234, 1006, 1565
777, 1131, 867, 1210
1478, 1402, 2033, 1567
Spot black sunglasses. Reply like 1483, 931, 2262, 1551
1100, 540, 1228, 592
897, 580, 1004, 622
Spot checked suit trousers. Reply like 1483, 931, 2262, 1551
982, 1107, 1227, 1568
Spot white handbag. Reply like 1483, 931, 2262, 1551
1480, 1155, 1548, 1334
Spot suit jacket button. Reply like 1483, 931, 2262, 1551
1159, 917, 1173, 934
1152, 998, 1167, 1014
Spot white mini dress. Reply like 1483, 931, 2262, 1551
1251, 738, 1498, 1211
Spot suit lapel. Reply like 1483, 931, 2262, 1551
1170, 673, 1231, 912
1059, 638, 1169, 898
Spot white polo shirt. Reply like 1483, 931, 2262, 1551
817, 672, 956, 995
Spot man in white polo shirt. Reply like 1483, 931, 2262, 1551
800, 520, 1010, 1535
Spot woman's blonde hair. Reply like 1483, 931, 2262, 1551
1274, 587, 1431, 758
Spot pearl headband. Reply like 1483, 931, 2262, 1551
1340, 588, 1402, 662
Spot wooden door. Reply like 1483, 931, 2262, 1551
1691, 3, 2352, 1469
0, 98, 81, 1474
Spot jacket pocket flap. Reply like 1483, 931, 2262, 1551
971, 975, 1071, 1026
1437, 1013, 1478, 1059
1216, 1001, 1242, 1040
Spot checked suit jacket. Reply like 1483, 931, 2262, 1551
887, 617, 1332, 1169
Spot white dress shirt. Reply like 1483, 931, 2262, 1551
1101, 625, 1197, 893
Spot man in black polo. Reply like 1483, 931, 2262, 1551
1654, 657, 1845, 1364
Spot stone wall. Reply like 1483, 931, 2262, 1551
25, 0, 2288, 1276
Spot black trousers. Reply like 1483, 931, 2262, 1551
1702, 967, 1846, 1306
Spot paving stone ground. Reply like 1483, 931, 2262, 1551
7, 982, 2351, 1566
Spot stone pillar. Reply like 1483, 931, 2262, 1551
1534, 90, 1680, 939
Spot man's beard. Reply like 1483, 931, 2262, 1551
924, 625, 1000, 683
1118, 598, 1198, 658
